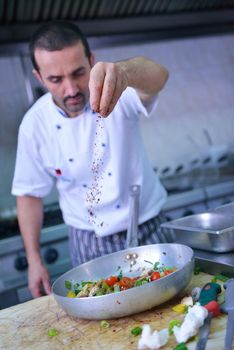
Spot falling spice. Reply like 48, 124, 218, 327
86, 116, 106, 228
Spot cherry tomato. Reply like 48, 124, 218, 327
105, 276, 118, 287
150, 271, 161, 281
119, 277, 135, 290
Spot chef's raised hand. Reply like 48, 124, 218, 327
89, 61, 128, 117
89, 57, 169, 117
28, 261, 51, 298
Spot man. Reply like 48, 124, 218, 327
12, 21, 169, 298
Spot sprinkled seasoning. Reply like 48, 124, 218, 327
86, 115, 106, 228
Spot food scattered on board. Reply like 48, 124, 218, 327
135, 269, 226, 349
61, 267, 229, 349
173, 304, 208, 343
47, 328, 58, 337
131, 326, 143, 336
100, 320, 110, 328
172, 343, 188, 350
138, 324, 169, 349
65, 261, 177, 298
168, 320, 182, 335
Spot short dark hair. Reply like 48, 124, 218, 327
29, 20, 91, 71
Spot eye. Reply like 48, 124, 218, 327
73, 69, 86, 78
49, 77, 62, 84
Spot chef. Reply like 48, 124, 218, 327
11, 20, 169, 298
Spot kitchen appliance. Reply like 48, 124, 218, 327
160, 211, 234, 253
52, 243, 194, 320
0, 205, 72, 309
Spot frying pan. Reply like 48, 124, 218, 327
52, 243, 194, 319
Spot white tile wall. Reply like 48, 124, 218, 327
0, 33, 234, 216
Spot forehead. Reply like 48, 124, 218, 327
35, 42, 88, 74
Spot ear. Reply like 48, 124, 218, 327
89, 52, 95, 68
32, 69, 44, 85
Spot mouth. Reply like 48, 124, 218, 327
66, 96, 83, 106
64, 94, 84, 106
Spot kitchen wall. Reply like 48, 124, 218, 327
94, 33, 234, 177
0, 33, 233, 217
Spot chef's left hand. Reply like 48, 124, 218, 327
89, 62, 128, 117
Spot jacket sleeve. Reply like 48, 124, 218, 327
11, 126, 54, 197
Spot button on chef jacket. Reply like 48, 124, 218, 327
12, 87, 167, 237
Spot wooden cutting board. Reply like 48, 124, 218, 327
0, 272, 232, 350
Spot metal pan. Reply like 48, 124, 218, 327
161, 212, 234, 253
52, 243, 194, 319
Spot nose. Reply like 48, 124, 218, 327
64, 78, 78, 97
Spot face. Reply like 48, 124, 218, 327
33, 42, 94, 117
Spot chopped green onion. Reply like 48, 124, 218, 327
48, 328, 58, 337
211, 274, 229, 283
117, 271, 123, 281
153, 262, 160, 270
65, 280, 72, 290
102, 282, 110, 290
131, 326, 142, 336
173, 342, 188, 350
168, 319, 182, 335
81, 281, 93, 287
100, 320, 110, 328
96, 290, 104, 296
134, 279, 148, 287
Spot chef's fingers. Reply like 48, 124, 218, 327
29, 280, 43, 298
89, 63, 105, 113
104, 74, 126, 116
98, 65, 117, 117
42, 276, 52, 295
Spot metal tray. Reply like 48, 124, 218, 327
212, 202, 234, 216
160, 212, 234, 253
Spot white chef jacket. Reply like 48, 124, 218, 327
12, 87, 167, 236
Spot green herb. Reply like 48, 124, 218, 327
194, 266, 204, 275
118, 272, 123, 280
65, 280, 72, 290
96, 290, 104, 296
131, 326, 142, 336
173, 343, 188, 350
153, 262, 160, 271
116, 266, 123, 280
81, 281, 93, 287
168, 319, 182, 335
102, 282, 110, 290
211, 274, 229, 283
100, 320, 110, 328
48, 328, 58, 337
134, 279, 149, 287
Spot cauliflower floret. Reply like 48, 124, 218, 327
173, 304, 208, 343
138, 324, 169, 349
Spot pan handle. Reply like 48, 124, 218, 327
126, 185, 140, 248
